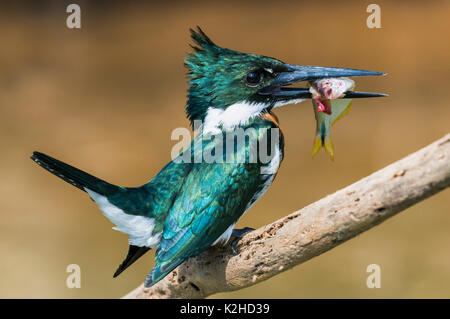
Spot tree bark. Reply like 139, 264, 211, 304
124, 134, 450, 299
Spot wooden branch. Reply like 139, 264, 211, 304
124, 134, 450, 299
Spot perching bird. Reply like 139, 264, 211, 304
31, 27, 386, 287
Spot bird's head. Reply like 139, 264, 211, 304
185, 27, 385, 131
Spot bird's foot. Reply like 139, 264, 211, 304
231, 227, 255, 255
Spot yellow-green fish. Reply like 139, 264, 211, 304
309, 78, 355, 160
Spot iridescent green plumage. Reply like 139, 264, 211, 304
146, 116, 282, 285
185, 28, 287, 126
31, 26, 385, 288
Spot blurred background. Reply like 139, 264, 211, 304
0, 0, 449, 298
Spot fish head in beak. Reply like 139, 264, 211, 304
258, 64, 387, 110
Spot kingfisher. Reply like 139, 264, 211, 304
31, 27, 385, 287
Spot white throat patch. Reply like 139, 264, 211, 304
202, 99, 306, 134
202, 101, 267, 134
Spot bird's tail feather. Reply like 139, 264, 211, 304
31, 151, 120, 196
113, 245, 151, 278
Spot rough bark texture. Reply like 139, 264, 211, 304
124, 134, 450, 299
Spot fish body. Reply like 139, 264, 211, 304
309, 78, 355, 160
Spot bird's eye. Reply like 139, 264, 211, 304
245, 71, 264, 87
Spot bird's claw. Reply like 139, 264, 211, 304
231, 227, 255, 255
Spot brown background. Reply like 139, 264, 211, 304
0, 0, 449, 298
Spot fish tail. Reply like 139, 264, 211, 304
312, 135, 323, 158
324, 136, 335, 161
311, 134, 335, 161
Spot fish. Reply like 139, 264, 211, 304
309, 77, 355, 160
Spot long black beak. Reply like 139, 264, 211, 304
271, 64, 385, 86
260, 87, 388, 99
259, 64, 386, 99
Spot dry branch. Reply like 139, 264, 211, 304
124, 134, 450, 299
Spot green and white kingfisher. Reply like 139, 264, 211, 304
31, 27, 385, 287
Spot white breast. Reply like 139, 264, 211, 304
202, 101, 268, 134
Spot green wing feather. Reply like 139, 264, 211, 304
145, 118, 280, 287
